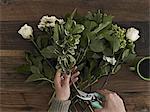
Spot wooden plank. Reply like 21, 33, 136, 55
0, 0, 149, 112
0, 21, 149, 55
0, 0, 149, 22
0, 90, 149, 112
0, 50, 24, 56
0, 56, 150, 112
0, 57, 149, 92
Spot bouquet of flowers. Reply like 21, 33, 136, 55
17, 9, 140, 111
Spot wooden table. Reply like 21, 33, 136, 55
0, 0, 150, 112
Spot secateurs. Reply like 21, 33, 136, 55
73, 83, 105, 109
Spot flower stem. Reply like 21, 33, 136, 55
30, 39, 55, 84
101, 49, 125, 88
31, 39, 55, 71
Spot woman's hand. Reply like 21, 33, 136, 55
54, 66, 79, 101
95, 89, 126, 112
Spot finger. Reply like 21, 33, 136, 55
71, 66, 77, 74
71, 71, 80, 80
63, 74, 71, 86
54, 69, 62, 88
70, 77, 79, 85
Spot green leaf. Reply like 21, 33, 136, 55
92, 53, 101, 59
25, 73, 44, 82
41, 37, 49, 48
89, 59, 97, 73
71, 24, 85, 34
90, 39, 105, 52
84, 20, 97, 31
80, 34, 88, 48
122, 49, 130, 60
112, 37, 120, 53
103, 15, 113, 24
77, 62, 86, 71
96, 65, 111, 78
92, 21, 111, 34
65, 18, 73, 31
124, 53, 136, 63
67, 54, 76, 67
70, 8, 77, 19
43, 61, 54, 79
36, 36, 42, 49
36, 35, 49, 49
103, 48, 113, 57
41, 46, 56, 58
30, 66, 40, 74
53, 23, 59, 42
16, 64, 31, 74
86, 11, 94, 20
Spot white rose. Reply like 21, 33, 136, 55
38, 24, 45, 31
49, 16, 57, 23
103, 56, 116, 65
49, 22, 56, 27
126, 27, 140, 42
57, 19, 65, 24
18, 24, 33, 39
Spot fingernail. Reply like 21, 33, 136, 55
75, 66, 77, 69
77, 71, 80, 74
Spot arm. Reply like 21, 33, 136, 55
49, 67, 79, 112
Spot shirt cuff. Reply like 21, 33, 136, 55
49, 98, 71, 112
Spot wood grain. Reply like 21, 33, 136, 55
0, 0, 150, 112
0, 0, 149, 22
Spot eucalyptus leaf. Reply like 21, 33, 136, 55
90, 39, 105, 52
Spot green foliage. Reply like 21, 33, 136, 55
16, 64, 31, 74
90, 39, 105, 52
41, 46, 57, 58
17, 9, 139, 111
17, 9, 138, 92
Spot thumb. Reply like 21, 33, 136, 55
54, 69, 62, 88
